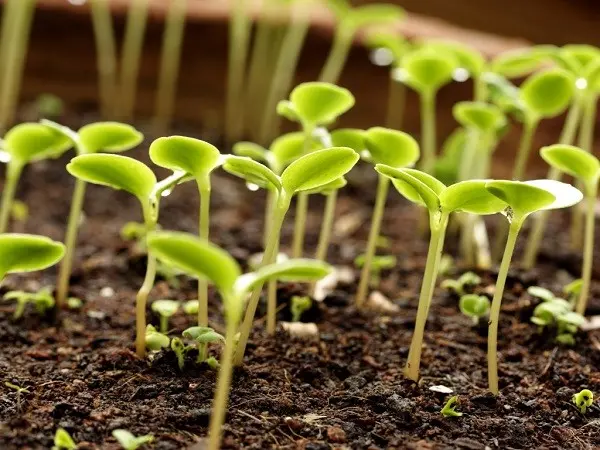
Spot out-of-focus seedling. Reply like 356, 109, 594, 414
290, 295, 312, 322
485, 179, 582, 394
0, 233, 65, 283
52, 428, 76, 450
527, 285, 556, 302
354, 254, 396, 288
151, 299, 179, 333
5, 381, 30, 412
572, 389, 594, 414
112, 429, 154, 450
35, 93, 64, 119
145, 324, 170, 351
183, 326, 225, 364
490, 46, 555, 80
183, 300, 199, 316
528, 287, 584, 346
459, 294, 490, 325
441, 271, 481, 297
170, 336, 187, 370
564, 279, 583, 306
4, 287, 55, 320
147, 231, 332, 450
441, 396, 463, 418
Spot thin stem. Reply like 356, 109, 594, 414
136, 251, 157, 358
488, 219, 521, 395
197, 184, 211, 326
511, 118, 538, 181
0, 162, 23, 234
405, 214, 447, 381
262, 189, 274, 248
207, 318, 238, 450
576, 192, 596, 315
266, 234, 280, 335
419, 91, 437, 174
318, 27, 353, 84
291, 192, 308, 258
90, 0, 118, 118
356, 174, 390, 308
385, 78, 406, 130
154, 0, 187, 132
315, 190, 337, 262
159, 315, 168, 333
56, 178, 87, 308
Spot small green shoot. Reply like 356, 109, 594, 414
354, 254, 396, 288
112, 429, 154, 450
459, 294, 490, 325
151, 299, 179, 333
564, 279, 583, 305
572, 389, 594, 414
5, 381, 30, 412
441, 271, 481, 296
4, 287, 55, 319
145, 324, 170, 351
52, 428, 76, 450
490, 46, 553, 79
0, 233, 65, 283
529, 291, 584, 346
290, 295, 312, 322
183, 326, 225, 364
170, 336, 187, 370
441, 396, 463, 418
183, 300, 199, 316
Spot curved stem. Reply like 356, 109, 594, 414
576, 192, 596, 315
136, 251, 157, 358
0, 162, 23, 233
197, 184, 211, 326
511, 118, 538, 181
318, 28, 353, 84
419, 91, 437, 174
488, 219, 521, 395
56, 178, 87, 308
356, 174, 389, 308
291, 192, 308, 258
90, 0, 118, 118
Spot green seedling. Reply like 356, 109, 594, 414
572, 389, 594, 414
4, 287, 55, 320
0, 233, 65, 283
35, 93, 64, 119
290, 295, 312, 322
145, 324, 170, 351
527, 285, 556, 302
459, 294, 490, 325
441, 395, 463, 418
277, 82, 355, 258
375, 168, 507, 381
112, 429, 154, 450
183, 326, 225, 364
42, 120, 143, 309
355, 128, 420, 308
67, 297, 82, 309
531, 300, 584, 346
5, 381, 30, 412
223, 146, 358, 336
564, 279, 583, 305
321, 1, 404, 84
538, 144, 600, 315
52, 428, 76, 450
354, 254, 396, 288
183, 299, 199, 316
146, 230, 332, 450
67, 152, 188, 357
490, 46, 555, 79
0, 123, 71, 233
441, 271, 481, 297
151, 299, 179, 333
150, 136, 222, 326
485, 179, 582, 395
170, 336, 187, 370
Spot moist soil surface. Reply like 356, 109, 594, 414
1, 119, 600, 450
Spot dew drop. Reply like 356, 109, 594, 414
370, 48, 394, 67
246, 183, 259, 192
576, 78, 588, 90
453, 67, 470, 82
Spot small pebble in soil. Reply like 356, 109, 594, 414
429, 385, 453, 394
327, 426, 346, 443
100, 286, 114, 297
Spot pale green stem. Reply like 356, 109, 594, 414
56, 178, 87, 308
207, 317, 238, 450
159, 315, 168, 333
405, 213, 448, 381
488, 218, 521, 395
262, 189, 275, 248
266, 234, 280, 335
197, 183, 211, 326
154, 0, 187, 131
315, 190, 337, 262
225, 0, 251, 144
511, 118, 538, 181
136, 251, 157, 358
576, 192, 596, 315
419, 90, 437, 174
522, 100, 582, 268
197, 342, 207, 363
90, 0, 118, 118
474, 75, 487, 102
386, 78, 405, 130
291, 192, 308, 258
356, 174, 389, 308
0, 162, 23, 234
318, 27, 353, 84
0, 0, 19, 98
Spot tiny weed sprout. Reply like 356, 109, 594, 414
170, 337, 187, 371
375, 168, 506, 381
150, 136, 222, 326
5, 381, 30, 412
52, 428, 76, 450
527, 285, 556, 302
183, 326, 225, 364
146, 231, 332, 450
112, 429, 154, 450
441, 271, 482, 296
538, 144, 600, 315
459, 294, 490, 325
290, 295, 312, 322
355, 128, 420, 307
354, 254, 396, 288
151, 299, 179, 333
67, 152, 188, 357
0, 233, 65, 283
572, 389, 594, 414
4, 287, 55, 320
183, 299, 199, 316
0, 123, 71, 233
441, 396, 463, 418
145, 324, 170, 351
485, 179, 582, 395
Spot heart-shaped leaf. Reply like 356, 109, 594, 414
222, 156, 282, 191
289, 82, 355, 126
453, 102, 506, 133
400, 48, 457, 94
459, 294, 490, 318
485, 180, 556, 218
345, 4, 405, 30
67, 154, 157, 203
149, 136, 221, 179
78, 122, 143, 154
363, 127, 420, 168
520, 68, 575, 119
541, 144, 600, 189
4, 123, 72, 165
0, 234, 65, 280
440, 180, 507, 214
375, 165, 443, 212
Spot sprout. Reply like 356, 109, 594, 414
52, 428, 76, 450
145, 324, 170, 351
355, 128, 420, 307
441, 271, 482, 296
530, 293, 584, 346
572, 389, 594, 414
459, 294, 490, 325
564, 279, 583, 305
67, 152, 188, 357
112, 429, 154, 450
484, 179, 582, 395
290, 295, 312, 322
354, 254, 396, 288
375, 168, 507, 381
527, 286, 556, 302
35, 93, 64, 119
0, 123, 72, 233
223, 146, 358, 336
183, 326, 225, 364
151, 299, 179, 333
170, 337, 187, 371
146, 230, 332, 450
183, 300, 199, 316
4, 287, 55, 320
0, 233, 65, 283
440, 396, 463, 418
490, 46, 554, 79
150, 136, 222, 326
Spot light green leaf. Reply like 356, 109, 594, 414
145, 324, 170, 351
520, 69, 575, 119
331, 128, 365, 152
183, 326, 225, 344
151, 299, 179, 317
111, 429, 154, 450
326, 0, 351, 18
363, 127, 420, 168
78, 122, 143, 154
67, 154, 157, 203
453, 102, 506, 133
232, 142, 269, 164
440, 180, 507, 215
375, 165, 442, 211
491, 47, 550, 78
281, 147, 359, 194
560, 44, 600, 74
270, 132, 309, 174
289, 82, 355, 126
541, 144, 600, 189
420, 40, 486, 77
485, 180, 556, 217
0, 234, 64, 280
363, 31, 407, 64
149, 136, 221, 179
222, 156, 282, 191
524, 180, 583, 210
4, 123, 72, 164
401, 48, 457, 94
53, 428, 76, 450
459, 294, 490, 319
303, 176, 347, 195
345, 4, 405, 30
527, 286, 555, 302
276, 100, 300, 122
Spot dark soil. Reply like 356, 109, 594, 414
1, 117, 600, 450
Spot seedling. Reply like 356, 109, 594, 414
490, 46, 555, 79
145, 324, 170, 351
67, 152, 188, 357
538, 144, 600, 315
564, 279, 583, 305
572, 389, 594, 414
223, 146, 358, 336
170, 337, 187, 370
150, 136, 222, 326
146, 231, 332, 450
5, 381, 30, 412
355, 128, 420, 307
531, 300, 584, 346
42, 120, 143, 309
354, 254, 396, 288
290, 295, 312, 322
441, 272, 482, 297
0, 122, 71, 233
484, 179, 582, 395
4, 287, 55, 319
441, 396, 463, 417
112, 429, 154, 450
375, 167, 507, 381
52, 428, 76, 450
183, 300, 199, 316
459, 294, 490, 325
527, 286, 557, 303
151, 299, 179, 333
35, 93, 64, 119
0, 233, 65, 283
183, 326, 225, 363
